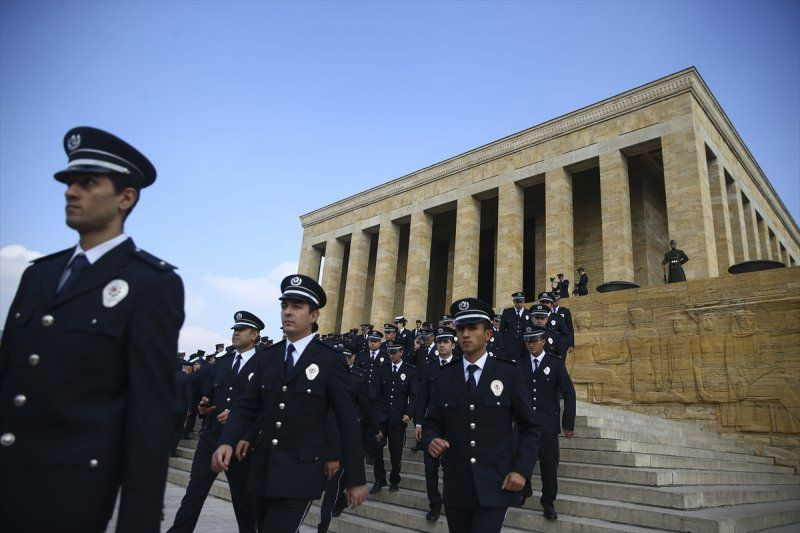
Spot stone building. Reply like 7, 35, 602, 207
296, 67, 800, 334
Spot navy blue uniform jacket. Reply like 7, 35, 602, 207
520, 353, 575, 434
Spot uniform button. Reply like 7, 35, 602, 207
275, 422, 282, 428
282, 386, 288, 392
1, 433, 15, 447
13, 395, 26, 407
279, 403, 285, 409
226, 397, 230, 402
229, 386, 233, 391
470, 440, 476, 447
28, 354, 40, 366
533, 379, 537, 383
470, 423, 476, 429
533, 406, 537, 411
444, 403, 448, 407
89, 459, 98, 469
14, 312, 21, 319
159, 261, 166, 266
496, 401, 500, 406
41, 315, 54, 327
307, 389, 311, 394
470, 457, 476, 464
533, 389, 537, 392
469, 404, 475, 411
91, 318, 97, 326
135, 248, 141, 252
271, 439, 278, 445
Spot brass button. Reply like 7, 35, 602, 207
1, 433, 15, 447
28, 354, 40, 366
41, 315, 54, 327
470, 457, 476, 464
89, 459, 99, 469
271, 439, 278, 445
13, 395, 26, 407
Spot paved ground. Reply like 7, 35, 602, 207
105, 482, 316, 532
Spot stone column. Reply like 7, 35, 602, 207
545, 166, 574, 287
297, 239, 323, 280
494, 182, 524, 307
340, 228, 370, 331
317, 238, 345, 334
661, 125, 719, 279
708, 161, 735, 273
726, 180, 750, 263
599, 150, 634, 282
452, 195, 481, 300
758, 217, 772, 259
370, 219, 400, 326
403, 210, 433, 323
770, 229, 782, 261
744, 201, 761, 258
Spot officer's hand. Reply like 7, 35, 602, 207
568, 346, 574, 354
235, 440, 251, 461
501, 472, 526, 492
375, 431, 383, 442
198, 397, 215, 415
345, 484, 368, 508
211, 444, 233, 473
563, 429, 575, 439
414, 426, 422, 441
325, 460, 340, 479
401, 415, 410, 424
428, 438, 450, 458
217, 409, 230, 424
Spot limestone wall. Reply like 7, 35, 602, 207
564, 266, 800, 470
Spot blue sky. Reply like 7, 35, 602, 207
1, 0, 798, 350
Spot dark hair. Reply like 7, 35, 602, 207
109, 174, 139, 221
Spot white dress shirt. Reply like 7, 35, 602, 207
285, 332, 315, 365
531, 351, 545, 372
463, 351, 488, 385
58, 233, 130, 289
232, 347, 256, 372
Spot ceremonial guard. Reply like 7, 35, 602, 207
662, 239, 689, 283
573, 267, 589, 296
520, 325, 575, 520
529, 306, 564, 359
414, 326, 458, 521
371, 342, 418, 493
211, 275, 367, 532
0, 127, 184, 533
499, 292, 531, 358
395, 316, 416, 354
423, 298, 539, 533
168, 311, 265, 533
356, 330, 387, 465
172, 361, 195, 457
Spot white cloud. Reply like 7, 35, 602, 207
0, 244, 44, 326
202, 260, 298, 307
184, 292, 208, 323
179, 325, 228, 354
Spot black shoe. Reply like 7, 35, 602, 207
389, 483, 399, 492
369, 482, 385, 494
332, 502, 346, 518
543, 508, 558, 521
426, 507, 441, 521
365, 455, 374, 466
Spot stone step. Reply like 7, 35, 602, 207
574, 402, 741, 437
561, 438, 774, 465
574, 426, 765, 454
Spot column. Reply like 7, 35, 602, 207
545, 166, 574, 287
661, 125, 719, 279
452, 195, 481, 300
317, 238, 345, 334
340, 228, 370, 331
743, 201, 761, 258
707, 161, 735, 273
370, 219, 400, 325
726, 180, 750, 263
599, 150, 634, 282
297, 239, 323, 280
770, 229, 781, 261
494, 182, 525, 307
403, 210, 433, 323
758, 217, 772, 259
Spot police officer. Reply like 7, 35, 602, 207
212, 275, 368, 531
521, 325, 575, 521
529, 307, 564, 359
662, 239, 689, 283
552, 273, 570, 299
550, 293, 574, 356
371, 342, 418, 493
172, 361, 195, 457
412, 319, 423, 339
423, 297, 539, 533
0, 126, 185, 533
382, 322, 398, 349
410, 327, 436, 367
499, 291, 531, 358
488, 314, 505, 359
356, 330, 387, 465
573, 267, 589, 296
414, 326, 458, 521
533, 293, 570, 358
395, 316, 415, 354
168, 311, 265, 533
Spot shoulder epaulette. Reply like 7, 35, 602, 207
130, 247, 176, 270
493, 355, 517, 364
31, 247, 73, 264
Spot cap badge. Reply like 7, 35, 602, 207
290, 276, 302, 286
458, 300, 469, 310
491, 380, 504, 396
400, 373, 406, 381
67, 133, 81, 151
544, 366, 551, 375
305, 363, 320, 381
438, 328, 443, 334
102, 279, 129, 308
236, 312, 243, 320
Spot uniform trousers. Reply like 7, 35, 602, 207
255, 497, 312, 533
423, 450, 442, 510
373, 422, 405, 484
183, 409, 199, 437
172, 412, 187, 452
538, 433, 560, 511
443, 505, 507, 533
168, 437, 256, 533
317, 468, 345, 533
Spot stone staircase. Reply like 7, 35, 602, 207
168, 402, 800, 532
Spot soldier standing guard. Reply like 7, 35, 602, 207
0, 127, 185, 533
423, 297, 539, 533
521, 325, 575, 521
662, 239, 689, 283
211, 275, 367, 532
499, 292, 531, 358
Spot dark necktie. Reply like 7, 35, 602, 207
534, 358, 540, 372
285, 344, 295, 378
58, 253, 89, 294
467, 364, 478, 395
232, 353, 242, 374
440, 359, 446, 367
393, 365, 398, 375
371, 351, 376, 361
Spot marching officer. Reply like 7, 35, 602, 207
529, 306, 564, 359
168, 311, 265, 533
382, 323, 398, 349
550, 293, 574, 355
520, 325, 575, 521
499, 291, 531, 358
356, 330, 387, 465
414, 326, 458, 521
662, 239, 689, 283
488, 314, 505, 359
0, 126, 184, 533
395, 316, 416, 354
533, 293, 570, 357
371, 342, 418, 493
172, 361, 195, 457
423, 297, 539, 533
211, 275, 368, 532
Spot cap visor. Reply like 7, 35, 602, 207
54, 165, 112, 183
